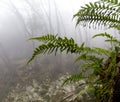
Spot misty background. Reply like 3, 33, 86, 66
0, 0, 119, 101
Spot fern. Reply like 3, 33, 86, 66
74, 0, 120, 30
28, 35, 85, 63
28, 0, 120, 101
93, 32, 120, 49
92, 47, 110, 56
75, 54, 103, 63
29, 34, 57, 43
92, 32, 114, 39
62, 73, 84, 86
101, 0, 119, 5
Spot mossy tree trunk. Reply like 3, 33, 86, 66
97, 54, 120, 102
113, 73, 120, 102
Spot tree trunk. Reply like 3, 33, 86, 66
113, 73, 120, 102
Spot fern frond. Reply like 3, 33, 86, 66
101, 0, 119, 5
80, 62, 102, 77
109, 24, 120, 30
105, 39, 120, 44
29, 34, 57, 43
93, 47, 110, 56
62, 62, 100, 86
80, 62, 100, 69
92, 32, 114, 39
28, 35, 84, 63
92, 32, 120, 47
74, 0, 120, 29
27, 43, 55, 63
75, 54, 103, 64
77, 85, 94, 96
62, 73, 85, 86
81, 46, 110, 56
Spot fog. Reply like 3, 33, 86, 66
0, 0, 119, 101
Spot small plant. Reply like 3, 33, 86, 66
28, 0, 120, 101
4, 74, 89, 102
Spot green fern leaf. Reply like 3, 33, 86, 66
74, 0, 120, 29
28, 34, 83, 63
92, 32, 114, 39
62, 73, 85, 86
93, 47, 110, 56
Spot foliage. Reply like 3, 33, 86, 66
28, 34, 82, 63
4, 74, 91, 102
28, 33, 119, 101
74, 0, 120, 30
28, 0, 120, 102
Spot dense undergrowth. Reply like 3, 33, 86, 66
28, 0, 120, 101
4, 73, 94, 102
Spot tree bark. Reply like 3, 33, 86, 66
113, 73, 120, 102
